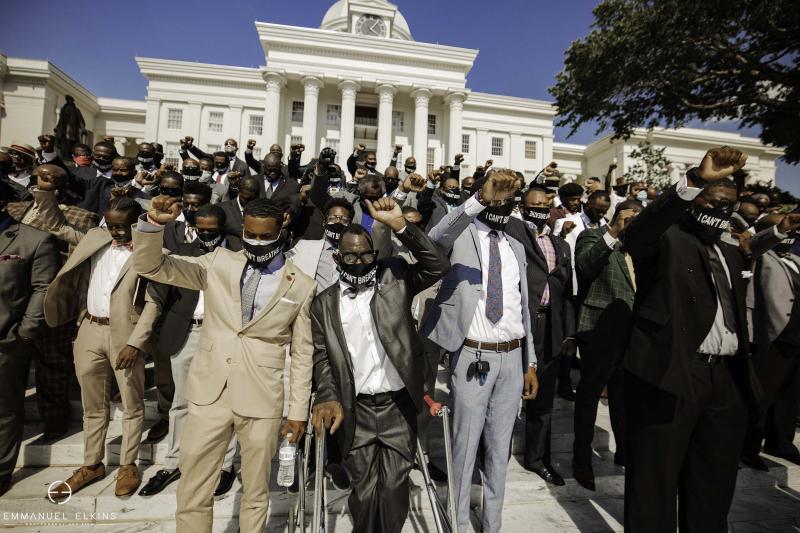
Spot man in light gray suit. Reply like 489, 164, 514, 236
421, 169, 539, 533
742, 212, 800, 469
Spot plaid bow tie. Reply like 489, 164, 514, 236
342, 280, 375, 299
112, 241, 133, 250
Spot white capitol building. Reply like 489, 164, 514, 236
0, 0, 783, 185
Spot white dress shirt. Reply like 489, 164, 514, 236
338, 281, 405, 395
193, 291, 205, 320
242, 254, 286, 319
462, 196, 525, 343
87, 244, 131, 317
555, 209, 607, 296
8, 169, 31, 188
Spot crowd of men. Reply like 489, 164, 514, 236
0, 132, 798, 533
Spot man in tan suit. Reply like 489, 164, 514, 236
133, 196, 315, 533
42, 196, 162, 499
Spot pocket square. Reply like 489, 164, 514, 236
279, 297, 299, 305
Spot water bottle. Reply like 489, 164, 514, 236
277, 434, 296, 487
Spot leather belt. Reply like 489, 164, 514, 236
463, 338, 523, 352
85, 313, 110, 326
697, 352, 729, 365
356, 388, 408, 402
190, 318, 203, 326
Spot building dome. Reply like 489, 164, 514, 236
320, 0, 413, 40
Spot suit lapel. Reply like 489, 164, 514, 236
63, 229, 112, 275
229, 252, 247, 322
330, 288, 355, 376
612, 250, 634, 289
468, 224, 482, 269
112, 255, 133, 292
0, 223, 19, 255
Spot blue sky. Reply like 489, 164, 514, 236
2, 0, 798, 194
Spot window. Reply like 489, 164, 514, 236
164, 142, 180, 168
491, 137, 504, 157
326, 104, 341, 127
525, 140, 537, 160
461, 134, 470, 154
392, 111, 405, 133
252, 148, 262, 160
248, 115, 263, 136
167, 109, 183, 130
291, 101, 304, 123
208, 111, 224, 133
290, 135, 303, 146
427, 114, 436, 135
426, 147, 436, 173
206, 144, 221, 154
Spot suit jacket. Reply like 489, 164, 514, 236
750, 251, 800, 351
163, 220, 188, 253
0, 222, 61, 341
311, 223, 450, 457
244, 151, 290, 179
420, 201, 536, 370
623, 183, 759, 402
285, 239, 326, 280
188, 145, 250, 177
506, 218, 575, 361
256, 175, 300, 203
74, 167, 150, 215
219, 199, 244, 251
132, 226, 317, 420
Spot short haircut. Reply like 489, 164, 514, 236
341, 223, 374, 248
183, 181, 212, 203
106, 197, 142, 220
611, 199, 643, 223
587, 190, 611, 203
523, 187, 549, 202
199, 156, 214, 165
586, 176, 601, 183
239, 176, 262, 191
401, 205, 421, 216
72, 143, 91, 154
323, 197, 355, 219
94, 141, 117, 154
243, 198, 284, 225
160, 170, 184, 187
358, 175, 385, 196
195, 203, 226, 226
213, 151, 228, 159
113, 156, 135, 167
558, 182, 584, 198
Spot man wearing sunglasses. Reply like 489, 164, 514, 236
311, 197, 450, 533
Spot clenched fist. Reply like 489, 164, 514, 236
148, 195, 182, 225
365, 197, 405, 232
480, 170, 517, 204
694, 146, 747, 183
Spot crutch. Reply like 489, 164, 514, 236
416, 438, 450, 532
312, 426, 327, 532
424, 394, 458, 530
289, 404, 316, 533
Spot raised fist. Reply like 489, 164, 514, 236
454, 153, 464, 165
401, 173, 427, 193
394, 144, 403, 154
290, 144, 305, 155
247, 139, 257, 150
148, 195, 182, 225
365, 197, 405, 232
695, 146, 747, 183
356, 144, 366, 153
480, 170, 517, 204
135, 170, 157, 187
354, 167, 367, 181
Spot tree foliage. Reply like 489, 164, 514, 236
550, 0, 800, 162
624, 141, 673, 188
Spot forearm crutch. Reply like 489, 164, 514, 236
416, 438, 450, 532
425, 394, 458, 530
289, 404, 316, 533
312, 426, 327, 532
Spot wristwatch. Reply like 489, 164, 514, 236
528, 362, 538, 371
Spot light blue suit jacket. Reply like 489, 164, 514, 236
420, 201, 536, 370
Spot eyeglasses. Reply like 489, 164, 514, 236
325, 215, 352, 224
338, 251, 378, 265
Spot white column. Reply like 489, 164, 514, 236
186, 101, 202, 144
262, 72, 285, 148
509, 132, 523, 171
445, 92, 465, 162
144, 96, 161, 144
229, 104, 243, 143
476, 128, 489, 168
0, 55, 8, 144
411, 88, 432, 173
302, 76, 323, 164
338, 80, 359, 170
376, 84, 396, 169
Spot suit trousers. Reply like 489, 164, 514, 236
164, 325, 237, 470
450, 345, 523, 533
31, 323, 75, 426
175, 385, 281, 533
0, 337, 31, 482
743, 341, 800, 457
152, 346, 174, 422
345, 389, 417, 533
73, 320, 145, 466
524, 309, 558, 468
624, 359, 745, 533
417, 335, 444, 450
573, 334, 626, 465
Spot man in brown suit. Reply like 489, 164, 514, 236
133, 196, 315, 533
43, 197, 163, 499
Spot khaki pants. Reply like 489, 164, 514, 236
176, 385, 281, 533
73, 320, 145, 466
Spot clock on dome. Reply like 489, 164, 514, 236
355, 14, 388, 37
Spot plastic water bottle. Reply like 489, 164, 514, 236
277, 434, 296, 487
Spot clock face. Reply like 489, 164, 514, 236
355, 14, 387, 37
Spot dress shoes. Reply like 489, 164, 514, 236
763, 447, 800, 466
214, 468, 236, 496
139, 468, 181, 496
526, 463, 566, 486
50, 463, 106, 501
740, 453, 769, 471
427, 462, 448, 483
325, 462, 351, 490
115, 464, 141, 496
573, 459, 596, 491
145, 418, 169, 442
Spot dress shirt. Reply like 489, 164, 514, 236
556, 209, 606, 296
315, 241, 338, 290
780, 255, 800, 275
241, 254, 286, 319
338, 280, 405, 395
87, 244, 131, 317
534, 227, 557, 306
462, 196, 525, 343
8, 170, 31, 188
212, 169, 228, 185
193, 291, 205, 320
677, 176, 739, 355
236, 196, 246, 215
96, 168, 113, 180
264, 178, 283, 196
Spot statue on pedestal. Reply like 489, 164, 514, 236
54, 95, 85, 160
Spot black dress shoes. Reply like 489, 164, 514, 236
740, 453, 769, 471
763, 448, 800, 466
325, 462, 351, 490
214, 468, 236, 496
526, 464, 566, 486
139, 469, 181, 496
145, 419, 169, 443
573, 460, 596, 491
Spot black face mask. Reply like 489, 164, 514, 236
405, 166, 416, 174
338, 260, 378, 288
94, 157, 113, 171
183, 209, 197, 226
521, 206, 550, 232
196, 230, 224, 251
478, 202, 515, 231
182, 167, 201, 177
688, 204, 734, 245
365, 162, 377, 172
324, 222, 346, 244
160, 187, 182, 198
442, 188, 461, 206
111, 173, 132, 186
385, 180, 399, 194
775, 236, 797, 256
214, 163, 228, 172
242, 230, 288, 268
138, 154, 155, 166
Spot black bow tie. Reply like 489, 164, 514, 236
343, 281, 376, 299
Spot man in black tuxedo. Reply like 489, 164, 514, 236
244, 140, 293, 179
76, 155, 149, 216
183, 137, 250, 177
0, 179, 61, 496
219, 176, 261, 252
623, 147, 762, 533
255, 152, 299, 202
505, 187, 575, 485
311, 198, 450, 533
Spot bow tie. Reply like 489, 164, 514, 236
342, 280, 375, 299
112, 241, 133, 250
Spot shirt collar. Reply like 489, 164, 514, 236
474, 218, 505, 237
525, 220, 550, 236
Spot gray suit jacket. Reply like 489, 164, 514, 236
420, 201, 535, 369
749, 251, 799, 350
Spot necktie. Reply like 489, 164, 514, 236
264, 181, 273, 199
241, 267, 261, 325
704, 245, 738, 333
624, 252, 637, 291
485, 231, 504, 323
